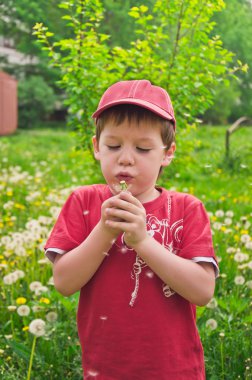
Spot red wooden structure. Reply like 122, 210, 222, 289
0, 71, 18, 135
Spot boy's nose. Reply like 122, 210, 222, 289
118, 149, 135, 166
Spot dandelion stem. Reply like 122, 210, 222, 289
220, 338, 225, 380
27, 335, 37, 380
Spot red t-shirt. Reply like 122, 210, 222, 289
45, 185, 218, 380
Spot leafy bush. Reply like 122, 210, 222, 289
18, 75, 57, 128
33, 0, 247, 152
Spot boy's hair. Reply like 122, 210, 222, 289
95, 104, 175, 150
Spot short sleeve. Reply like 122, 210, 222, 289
179, 201, 217, 266
44, 191, 87, 253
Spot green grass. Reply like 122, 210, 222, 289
0, 125, 251, 379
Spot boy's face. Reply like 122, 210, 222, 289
92, 118, 176, 203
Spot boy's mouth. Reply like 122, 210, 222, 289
116, 173, 133, 182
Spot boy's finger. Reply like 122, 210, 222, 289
119, 191, 143, 207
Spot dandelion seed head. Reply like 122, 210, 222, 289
17, 305, 30, 316
234, 275, 245, 285
215, 210, 224, 218
29, 281, 42, 292
29, 319, 46, 337
206, 318, 218, 330
46, 311, 58, 322
206, 298, 218, 309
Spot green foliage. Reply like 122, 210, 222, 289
207, 0, 252, 123
33, 0, 245, 151
18, 76, 57, 128
0, 126, 251, 378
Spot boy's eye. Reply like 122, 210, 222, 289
107, 145, 120, 150
136, 147, 151, 153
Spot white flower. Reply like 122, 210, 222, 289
29, 281, 42, 292
224, 218, 232, 226
29, 319, 46, 337
7, 305, 17, 312
32, 306, 44, 313
246, 281, 252, 289
47, 277, 54, 286
227, 247, 236, 254
17, 305, 30, 316
234, 276, 245, 285
246, 241, 252, 250
13, 270, 25, 279
234, 252, 249, 263
215, 210, 224, 218
34, 286, 49, 296
213, 222, 222, 230
225, 211, 234, 218
46, 311, 58, 322
247, 261, 252, 269
241, 234, 251, 243
206, 319, 218, 330
206, 298, 218, 309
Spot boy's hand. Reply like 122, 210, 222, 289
101, 194, 124, 240
104, 191, 148, 248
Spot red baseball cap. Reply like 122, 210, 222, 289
92, 80, 176, 131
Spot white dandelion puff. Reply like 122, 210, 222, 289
215, 210, 224, 218
29, 319, 46, 337
17, 305, 30, 316
206, 318, 218, 330
206, 298, 218, 309
234, 276, 245, 285
46, 312, 58, 322
241, 234, 251, 243
225, 210, 234, 218
29, 281, 42, 292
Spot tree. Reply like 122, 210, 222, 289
206, 0, 252, 123
33, 0, 245, 150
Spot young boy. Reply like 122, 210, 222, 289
45, 80, 218, 379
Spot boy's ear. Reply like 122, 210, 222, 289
92, 136, 100, 160
161, 142, 176, 167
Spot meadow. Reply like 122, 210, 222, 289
0, 124, 251, 379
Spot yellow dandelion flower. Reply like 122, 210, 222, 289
14, 203, 25, 210
22, 326, 29, 332
211, 216, 217, 221
234, 235, 240, 242
0, 222, 3, 228
39, 297, 50, 304
16, 297, 27, 305
241, 230, 248, 235
217, 169, 222, 174
233, 198, 237, 203
220, 226, 227, 232
7, 222, 14, 227
0, 255, 4, 259
6, 191, 13, 196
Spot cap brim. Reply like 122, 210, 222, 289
92, 98, 174, 123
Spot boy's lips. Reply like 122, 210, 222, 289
116, 173, 134, 182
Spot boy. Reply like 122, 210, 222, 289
45, 80, 218, 379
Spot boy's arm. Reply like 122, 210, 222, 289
105, 191, 216, 306
52, 195, 122, 297
132, 237, 215, 306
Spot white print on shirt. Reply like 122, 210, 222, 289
129, 196, 183, 306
